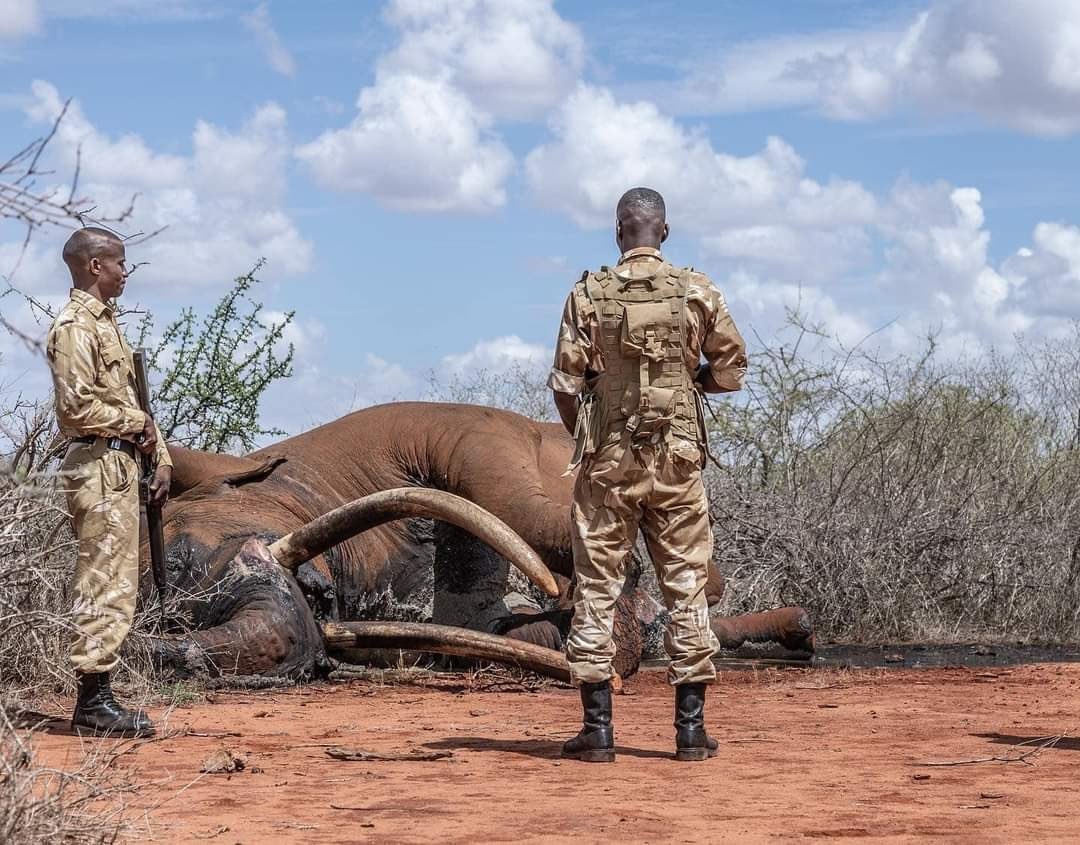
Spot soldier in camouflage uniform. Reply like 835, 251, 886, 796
47, 227, 172, 737
549, 188, 747, 762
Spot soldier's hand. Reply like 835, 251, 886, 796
148, 464, 171, 507
137, 413, 158, 455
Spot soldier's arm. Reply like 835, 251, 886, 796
547, 286, 590, 435
47, 322, 146, 437
151, 419, 173, 468
694, 275, 747, 394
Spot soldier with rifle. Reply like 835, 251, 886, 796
47, 227, 172, 737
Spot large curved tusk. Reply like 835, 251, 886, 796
268, 488, 560, 598
322, 620, 570, 683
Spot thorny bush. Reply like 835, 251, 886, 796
706, 318, 1080, 643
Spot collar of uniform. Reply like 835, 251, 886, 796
68, 288, 111, 319
617, 246, 663, 264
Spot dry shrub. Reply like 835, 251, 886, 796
707, 318, 1080, 643
426, 360, 554, 421
1, 710, 130, 844
0, 400, 76, 700
0, 400, 161, 702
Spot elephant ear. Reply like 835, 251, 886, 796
167, 444, 287, 495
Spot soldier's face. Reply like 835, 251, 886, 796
93, 244, 128, 299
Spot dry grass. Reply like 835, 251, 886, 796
0, 709, 134, 844
706, 319, 1080, 643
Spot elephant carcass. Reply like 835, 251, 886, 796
148, 402, 812, 680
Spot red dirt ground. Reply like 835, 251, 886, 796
27, 663, 1080, 843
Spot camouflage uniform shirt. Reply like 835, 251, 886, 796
46, 288, 171, 468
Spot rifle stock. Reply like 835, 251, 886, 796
133, 349, 170, 621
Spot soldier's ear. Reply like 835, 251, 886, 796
661, 223, 669, 243
88, 256, 101, 277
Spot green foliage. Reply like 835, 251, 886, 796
137, 261, 294, 453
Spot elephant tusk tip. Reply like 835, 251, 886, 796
539, 574, 560, 598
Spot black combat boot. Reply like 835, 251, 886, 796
674, 682, 718, 762
72, 672, 155, 738
561, 680, 615, 762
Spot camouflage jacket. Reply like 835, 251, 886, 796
46, 289, 172, 468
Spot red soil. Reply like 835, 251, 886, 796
28, 663, 1080, 843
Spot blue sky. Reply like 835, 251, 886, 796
2, 0, 1080, 436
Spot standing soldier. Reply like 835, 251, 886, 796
47, 227, 172, 737
549, 188, 747, 762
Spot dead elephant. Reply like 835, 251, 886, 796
148, 402, 812, 681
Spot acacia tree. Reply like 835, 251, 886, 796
138, 260, 294, 453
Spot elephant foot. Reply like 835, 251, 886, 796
153, 537, 328, 680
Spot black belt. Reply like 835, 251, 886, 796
70, 435, 138, 461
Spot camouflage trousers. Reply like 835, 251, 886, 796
61, 441, 140, 674
567, 442, 720, 686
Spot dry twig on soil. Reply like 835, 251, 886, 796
916, 732, 1068, 767
325, 747, 453, 762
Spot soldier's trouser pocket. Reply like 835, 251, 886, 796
565, 472, 640, 685
62, 447, 141, 674
641, 467, 720, 685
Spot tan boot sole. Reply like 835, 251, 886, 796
675, 746, 718, 762
562, 747, 616, 763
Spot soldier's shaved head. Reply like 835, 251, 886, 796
615, 187, 668, 252
62, 227, 128, 300
617, 187, 666, 222
62, 227, 123, 271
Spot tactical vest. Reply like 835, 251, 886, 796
578, 261, 701, 458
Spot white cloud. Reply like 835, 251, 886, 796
524, 82, 1080, 360
296, 72, 513, 213
0, 0, 40, 39
669, 28, 899, 117
25, 81, 187, 189
382, 0, 584, 120
686, 0, 1080, 135
193, 101, 289, 198
241, 3, 296, 78
728, 270, 875, 351
1003, 222, 1080, 321
441, 335, 548, 375
19, 82, 311, 289
296, 0, 583, 213
525, 83, 877, 280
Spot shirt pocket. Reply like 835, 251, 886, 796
99, 342, 128, 390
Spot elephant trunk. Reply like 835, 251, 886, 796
153, 537, 327, 679
322, 620, 571, 684
711, 607, 815, 653
267, 488, 560, 598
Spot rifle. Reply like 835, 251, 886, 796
133, 349, 170, 623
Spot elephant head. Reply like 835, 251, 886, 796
149, 438, 560, 679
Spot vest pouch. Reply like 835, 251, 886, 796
619, 384, 678, 438
620, 300, 674, 360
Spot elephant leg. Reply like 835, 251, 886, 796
711, 607, 815, 652
153, 538, 329, 680
491, 606, 571, 652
